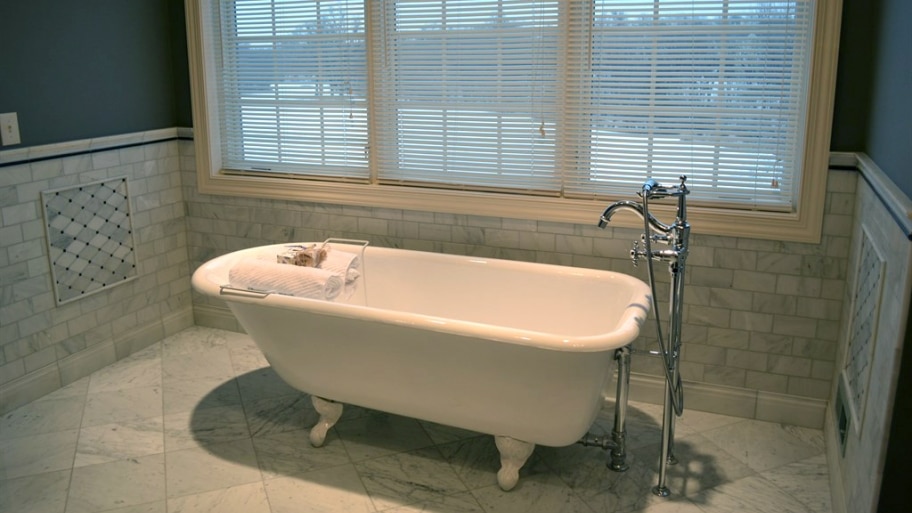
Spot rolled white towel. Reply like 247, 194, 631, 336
319, 249, 361, 283
228, 259, 343, 300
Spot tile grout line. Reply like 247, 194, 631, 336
158, 341, 171, 511
226, 338, 275, 513
753, 471, 821, 513
414, 419, 487, 513
63, 375, 91, 513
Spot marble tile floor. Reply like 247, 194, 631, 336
0, 326, 833, 513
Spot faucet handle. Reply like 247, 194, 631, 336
630, 240, 641, 267
646, 233, 671, 245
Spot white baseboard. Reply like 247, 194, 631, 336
611, 373, 827, 429
0, 364, 62, 415
0, 307, 194, 415
58, 340, 118, 387
193, 304, 244, 333
824, 402, 848, 513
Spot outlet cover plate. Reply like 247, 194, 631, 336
1, 112, 22, 146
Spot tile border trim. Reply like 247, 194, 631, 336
830, 151, 912, 240
0, 127, 193, 168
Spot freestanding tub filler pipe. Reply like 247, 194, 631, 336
596, 176, 691, 497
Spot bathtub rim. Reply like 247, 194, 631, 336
192, 243, 651, 353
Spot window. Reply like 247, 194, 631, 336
564, 1, 814, 208
217, 1, 369, 179
372, 1, 562, 193
187, 0, 841, 242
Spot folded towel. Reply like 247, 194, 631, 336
319, 249, 361, 283
228, 259, 343, 300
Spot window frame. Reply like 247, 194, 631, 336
184, 0, 843, 243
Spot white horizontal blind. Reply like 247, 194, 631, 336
371, 0, 563, 194
564, 0, 814, 208
215, 0, 369, 179
209, 0, 816, 210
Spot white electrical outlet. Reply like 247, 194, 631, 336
1, 112, 22, 146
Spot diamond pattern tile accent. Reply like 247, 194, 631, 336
42, 177, 138, 304
843, 227, 885, 431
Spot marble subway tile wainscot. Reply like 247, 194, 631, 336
1, 131, 194, 415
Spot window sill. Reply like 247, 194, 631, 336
196, 164, 827, 243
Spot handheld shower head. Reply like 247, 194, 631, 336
640, 179, 671, 199
642, 179, 660, 193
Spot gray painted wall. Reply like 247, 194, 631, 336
829, 0, 911, 198
0, 0, 182, 147
863, 0, 911, 196
830, 0, 879, 152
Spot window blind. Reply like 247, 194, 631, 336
210, 0, 816, 210
564, 0, 813, 208
371, 0, 564, 194
215, 0, 369, 180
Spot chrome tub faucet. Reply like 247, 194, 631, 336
597, 176, 691, 497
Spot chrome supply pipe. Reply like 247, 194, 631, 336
609, 346, 632, 472
597, 176, 690, 498
576, 346, 632, 472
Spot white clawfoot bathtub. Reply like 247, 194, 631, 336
192, 242, 650, 490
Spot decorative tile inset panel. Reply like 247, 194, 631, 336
42, 177, 138, 304
842, 227, 885, 434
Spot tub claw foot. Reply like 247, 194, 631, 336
494, 436, 534, 491
309, 396, 343, 447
